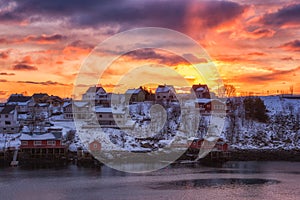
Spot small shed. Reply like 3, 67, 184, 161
89, 140, 101, 153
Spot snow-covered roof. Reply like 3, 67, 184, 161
195, 98, 212, 104
125, 88, 142, 95
38, 103, 49, 107
20, 133, 58, 141
94, 106, 125, 114
155, 85, 175, 93
73, 101, 89, 107
63, 102, 71, 107
196, 87, 205, 91
16, 101, 29, 106
85, 86, 106, 94
18, 114, 28, 120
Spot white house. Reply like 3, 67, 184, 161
63, 102, 73, 120
0, 105, 20, 134
94, 106, 126, 128
72, 101, 91, 120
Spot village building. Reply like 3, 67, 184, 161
63, 102, 73, 120
94, 106, 126, 128
155, 85, 176, 102
32, 93, 49, 103
82, 86, 115, 107
19, 132, 67, 161
191, 84, 210, 99
89, 140, 101, 154
125, 87, 147, 104
6, 94, 32, 114
27, 102, 50, 120
195, 99, 226, 114
0, 105, 20, 134
72, 101, 91, 120
47, 95, 64, 115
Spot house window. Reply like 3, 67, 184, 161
34, 141, 42, 146
47, 141, 56, 146
99, 115, 102, 118
5, 115, 8, 118
21, 141, 28, 146
157, 96, 160, 99
5, 121, 11, 125
94, 143, 98, 148
163, 96, 166, 98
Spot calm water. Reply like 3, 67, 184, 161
0, 161, 299, 200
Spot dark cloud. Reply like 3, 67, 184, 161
12, 64, 38, 71
0, 79, 8, 82
17, 80, 68, 86
26, 34, 67, 43
261, 4, 300, 27
67, 40, 93, 50
187, 0, 247, 29
279, 40, 300, 52
0, 0, 247, 31
182, 53, 208, 63
125, 49, 189, 66
0, 72, 15, 76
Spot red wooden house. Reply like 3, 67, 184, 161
188, 138, 229, 152
20, 133, 64, 149
19, 133, 66, 159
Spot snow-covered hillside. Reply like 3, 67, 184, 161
225, 96, 300, 150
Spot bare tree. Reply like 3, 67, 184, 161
290, 85, 294, 95
224, 84, 236, 97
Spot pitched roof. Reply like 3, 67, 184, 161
20, 133, 60, 140
155, 85, 175, 93
125, 88, 144, 95
0, 105, 16, 114
73, 101, 89, 108
7, 94, 31, 104
63, 102, 71, 108
85, 86, 106, 94
32, 93, 49, 99
191, 84, 209, 92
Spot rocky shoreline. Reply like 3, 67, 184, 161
229, 149, 300, 162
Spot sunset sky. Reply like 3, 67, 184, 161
0, 0, 299, 101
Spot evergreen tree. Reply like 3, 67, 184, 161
243, 97, 268, 123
